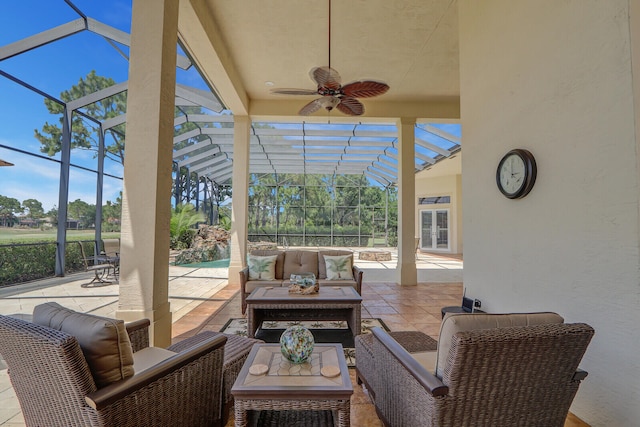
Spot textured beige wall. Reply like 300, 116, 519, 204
415, 174, 462, 254
459, 0, 639, 425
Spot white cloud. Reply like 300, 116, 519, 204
103, 179, 123, 202
1, 178, 59, 211
17, 156, 61, 180
104, 161, 124, 177
1, 145, 125, 210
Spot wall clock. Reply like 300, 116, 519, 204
496, 149, 537, 199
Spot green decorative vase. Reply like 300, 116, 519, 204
279, 325, 315, 364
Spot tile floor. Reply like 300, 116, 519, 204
0, 252, 588, 426
207, 281, 460, 427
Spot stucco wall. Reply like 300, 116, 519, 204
459, 1, 640, 425
415, 173, 463, 254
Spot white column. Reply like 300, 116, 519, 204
396, 117, 418, 286
117, 0, 178, 347
228, 116, 251, 285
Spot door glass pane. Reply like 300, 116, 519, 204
421, 211, 433, 248
436, 210, 449, 249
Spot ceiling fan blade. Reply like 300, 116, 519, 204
270, 88, 318, 95
336, 97, 364, 116
299, 98, 324, 116
310, 66, 342, 90
341, 80, 390, 98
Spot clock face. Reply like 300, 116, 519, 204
499, 154, 526, 195
496, 149, 537, 199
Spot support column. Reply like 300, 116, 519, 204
228, 116, 251, 285
54, 106, 72, 276
94, 128, 105, 244
117, 0, 179, 347
396, 117, 417, 286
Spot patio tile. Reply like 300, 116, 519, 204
399, 312, 443, 324
1, 252, 459, 427
0, 253, 588, 427
362, 300, 392, 307
365, 306, 399, 315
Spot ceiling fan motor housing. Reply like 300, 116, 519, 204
320, 97, 340, 111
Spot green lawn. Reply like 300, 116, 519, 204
0, 227, 120, 243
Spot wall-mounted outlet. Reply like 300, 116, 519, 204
474, 299, 482, 308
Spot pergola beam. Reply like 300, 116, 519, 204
415, 135, 454, 158
0, 19, 86, 60
419, 124, 461, 145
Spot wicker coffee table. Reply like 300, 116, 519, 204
245, 286, 362, 339
231, 343, 353, 427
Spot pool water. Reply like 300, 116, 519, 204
178, 258, 230, 268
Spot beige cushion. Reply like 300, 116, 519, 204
435, 312, 564, 378
412, 351, 437, 375
318, 250, 353, 279
33, 302, 135, 388
248, 254, 278, 280
282, 250, 319, 279
323, 254, 354, 280
251, 250, 285, 279
132, 347, 176, 374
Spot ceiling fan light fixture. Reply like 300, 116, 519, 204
319, 96, 340, 111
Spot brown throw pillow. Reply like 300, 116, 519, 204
33, 302, 135, 388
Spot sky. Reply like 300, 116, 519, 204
0, 0, 462, 213
0, 0, 208, 212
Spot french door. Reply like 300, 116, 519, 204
420, 209, 450, 251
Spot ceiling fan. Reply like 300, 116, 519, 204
270, 0, 389, 116
271, 67, 389, 116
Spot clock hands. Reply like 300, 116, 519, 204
501, 159, 523, 193
497, 149, 536, 199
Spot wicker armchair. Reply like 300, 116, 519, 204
366, 322, 594, 427
168, 330, 262, 425
0, 314, 227, 427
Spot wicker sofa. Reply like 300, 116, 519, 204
239, 249, 363, 314
356, 312, 594, 427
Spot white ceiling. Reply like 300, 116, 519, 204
175, 0, 462, 185
179, 0, 460, 121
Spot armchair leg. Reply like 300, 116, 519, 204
82, 266, 112, 287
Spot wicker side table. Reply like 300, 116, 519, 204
355, 330, 437, 401
232, 343, 353, 427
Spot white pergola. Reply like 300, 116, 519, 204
1, 0, 462, 347
0, 3, 461, 278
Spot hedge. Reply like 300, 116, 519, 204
0, 241, 89, 288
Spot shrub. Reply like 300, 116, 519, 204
0, 241, 87, 288
170, 204, 205, 250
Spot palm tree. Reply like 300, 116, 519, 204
170, 203, 205, 249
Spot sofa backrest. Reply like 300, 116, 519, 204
435, 311, 564, 378
250, 250, 285, 279
317, 250, 354, 279
247, 249, 357, 281
282, 250, 319, 279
